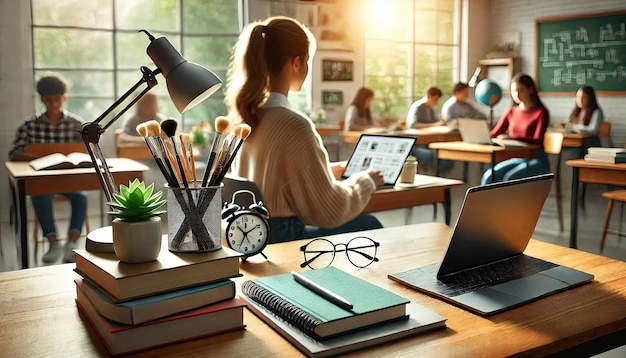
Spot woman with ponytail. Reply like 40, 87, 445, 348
227, 16, 383, 243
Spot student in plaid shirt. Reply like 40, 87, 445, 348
9, 74, 87, 264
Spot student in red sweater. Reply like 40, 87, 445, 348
481, 73, 550, 184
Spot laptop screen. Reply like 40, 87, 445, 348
342, 134, 416, 185
437, 174, 554, 277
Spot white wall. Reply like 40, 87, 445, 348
488, 0, 626, 145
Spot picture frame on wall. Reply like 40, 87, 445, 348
322, 90, 343, 105
322, 59, 353, 81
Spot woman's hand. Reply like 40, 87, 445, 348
366, 169, 384, 187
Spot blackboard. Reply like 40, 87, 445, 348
535, 10, 626, 95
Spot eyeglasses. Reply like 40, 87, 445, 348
299, 236, 380, 269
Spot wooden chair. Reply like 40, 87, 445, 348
544, 132, 565, 232
114, 128, 153, 160
25, 143, 91, 258
599, 190, 626, 252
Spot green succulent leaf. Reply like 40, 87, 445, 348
108, 179, 166, 222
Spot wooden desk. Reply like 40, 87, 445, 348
116, 144, 153, 160
1, 223, 624, 357
429, 141, 537, 183
315, 124, 342, 161
342, 127, 462, 147
6, 158, 150, 269
364, 175, 463, 225
551, 132, 595, 158
566, 159, 626, 249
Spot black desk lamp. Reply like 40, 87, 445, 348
80, 29, 223, 203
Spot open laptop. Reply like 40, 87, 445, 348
457, 118, 528, 147
389, 174, 594, 315
342, 134, 416, 188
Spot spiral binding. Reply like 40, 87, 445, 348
241, 280, 323, 338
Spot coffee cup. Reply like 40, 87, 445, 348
399, 156, 418, 183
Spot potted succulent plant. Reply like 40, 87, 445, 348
108, 179, 166, 263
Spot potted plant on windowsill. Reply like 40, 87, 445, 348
108, 179, 166, 263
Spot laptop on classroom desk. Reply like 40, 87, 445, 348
389, 174, 594, 315
457, 118, 528, 147
342, 134, 416, 189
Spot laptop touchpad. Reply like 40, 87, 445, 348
491, 274, 568, 301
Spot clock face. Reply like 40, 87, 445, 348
226, 212, 269, 256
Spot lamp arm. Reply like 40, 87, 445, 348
80, 66, 161, 203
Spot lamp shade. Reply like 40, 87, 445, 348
147, 36, 223, 113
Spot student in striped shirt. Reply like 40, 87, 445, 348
9, 74, 87, 264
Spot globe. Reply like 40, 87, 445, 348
475, 80, 502, 107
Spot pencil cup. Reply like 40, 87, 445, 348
399, 156, 418, 183
165, 183, 222, 252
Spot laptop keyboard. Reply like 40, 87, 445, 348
437, 255, 558, 296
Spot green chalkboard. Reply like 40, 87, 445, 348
535, 11, 626, 95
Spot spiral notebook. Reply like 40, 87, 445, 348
241, 267, 446, 357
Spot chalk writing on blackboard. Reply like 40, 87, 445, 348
536, 12, 626, 94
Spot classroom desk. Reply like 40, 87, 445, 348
6, 158, 149, 269
342, 126, 462, 147
566, 159, 626, 249
553, 132, 595, 158
1, 222, 624, 357
429, 141, 538, 183
364, 175, 463, 225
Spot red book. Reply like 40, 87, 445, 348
76, 288, 245, 356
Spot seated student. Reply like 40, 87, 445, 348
441, 82, 487, 125
227, 16, 384, 243
118, 93, 166, 145
481, 73, 550, 185
343, 87, 375, 131
554, 86, 604, 148
9, 74, 86, 264
406, 86, 453, 173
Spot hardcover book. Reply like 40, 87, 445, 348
74, 242, 242, 302
241, 267, 409, 340
76, 289, 246, 356
75, 278, 236, 325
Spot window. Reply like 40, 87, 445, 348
364, 0, 459, 121
31, 0, 241, 133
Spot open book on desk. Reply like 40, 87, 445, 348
29, 152, 96, 170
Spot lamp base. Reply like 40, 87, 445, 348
85, 226, 114, 253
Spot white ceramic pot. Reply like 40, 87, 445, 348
112, 216, 162, 263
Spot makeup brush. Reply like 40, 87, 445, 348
201, 116, 231, 187
179, 132, 196, 188
136, 121, 176, 187
145, 120, 180, 188
211, 124, 251, 186
161, 118, 189, 188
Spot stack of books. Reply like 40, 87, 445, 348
241, 267, 447, 357
73, 239, 245, 356
585, 147, 626, 164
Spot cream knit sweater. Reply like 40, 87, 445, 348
233, 107, 376, 228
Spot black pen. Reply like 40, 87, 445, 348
291, 271, 353, 311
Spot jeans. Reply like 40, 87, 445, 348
481, 149, 550, 185
269, 214, 383, 243
31, 191, 87, 237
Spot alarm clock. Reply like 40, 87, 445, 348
221, 189, 270, 260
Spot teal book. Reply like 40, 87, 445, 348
241, 267, 410, 340
75, 278, 236, 325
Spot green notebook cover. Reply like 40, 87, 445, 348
241, 267, 409, 340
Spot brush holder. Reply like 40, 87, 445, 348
166, 183, 223, 252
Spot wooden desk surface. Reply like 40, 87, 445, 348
1, 223, 624, 357
342, 127, 462, 146
315, 124, 341, 136
6, 158, 150, 195
565, 159, 626, 185
364, 175, 462, 213
429, 141, 537, 164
